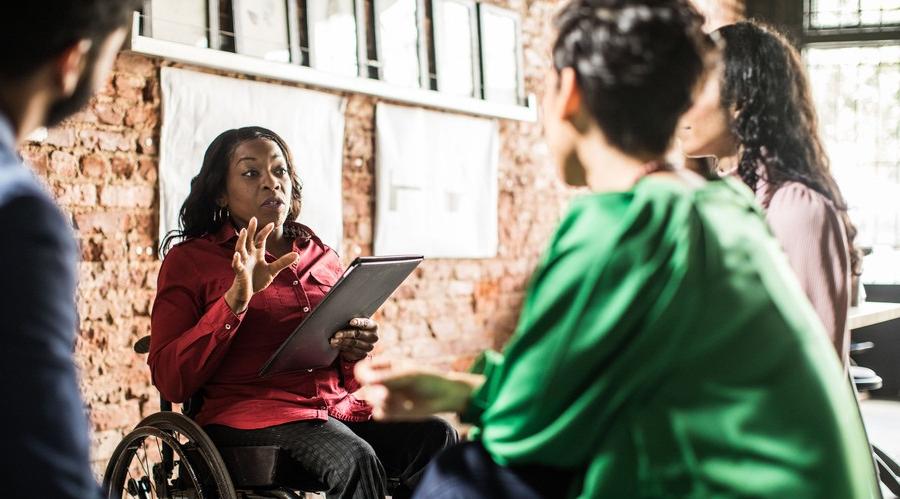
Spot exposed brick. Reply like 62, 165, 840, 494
109, 156, 134, 179
115, 53, 157, 78
74, 211, 129, 235
45, 127, 77, 148
114, 73, 147, 101
79, 129, 136, 152
125, 104, 157, 128
136, 157, 157, 183
94, 102, 126, 125
68, 109, 99, 124
137, 131, 157, 155
50, 150, 79, 177
20, 148, 49, 176
100, 184, 155, 208
81, 153, 109, 178
53, 182, 97, 206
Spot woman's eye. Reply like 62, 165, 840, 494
241, 169, 258, 177
273, 166, 288, 176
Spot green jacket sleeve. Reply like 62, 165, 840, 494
473, 190, 704, 469
460, 349, 504, 425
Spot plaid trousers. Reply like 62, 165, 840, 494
206, 416, 458, 499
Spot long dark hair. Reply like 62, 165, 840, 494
160, 126, 303, 254
718, 21, 861, 275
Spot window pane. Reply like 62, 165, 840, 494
434, 0, 477, 97
149, 0, 208, 48
307, 0, 359, 77
805, 45, 900, 259
376, 0, 422, 88
480, 9, 520, 105
809, 0, 900, 28
233, 0, 291, 62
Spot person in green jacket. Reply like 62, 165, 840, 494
356, 0, 880, 497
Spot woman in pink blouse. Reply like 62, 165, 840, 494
678, 21, 860, 366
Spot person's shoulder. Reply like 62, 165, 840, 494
768, 181, 835, 222
160, 236, 217, 274
0, 184, 70, 238
0, 161, 44, 204
769, 181, 835, 212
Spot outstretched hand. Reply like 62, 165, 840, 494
354, 359, 483, 421
224, 217, 299, 314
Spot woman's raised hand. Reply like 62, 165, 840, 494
224, 217, 299, 314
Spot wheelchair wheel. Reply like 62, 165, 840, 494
103, 412, 236, 499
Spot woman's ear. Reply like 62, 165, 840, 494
216, 195, 227, 208
558, 67, 582, 121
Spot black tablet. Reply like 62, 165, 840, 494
258, 255, 423, 376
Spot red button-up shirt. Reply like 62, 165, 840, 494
148, 222, 372, 429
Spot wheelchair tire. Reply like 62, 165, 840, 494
102, 412, 237, 499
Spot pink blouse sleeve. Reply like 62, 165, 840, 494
764, 182, 851, 364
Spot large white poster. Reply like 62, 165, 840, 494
375, 103, 498, 258
159, 67, 346, 250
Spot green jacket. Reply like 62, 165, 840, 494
463, 176, 878, 498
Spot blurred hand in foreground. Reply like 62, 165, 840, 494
354, 359, 484, 421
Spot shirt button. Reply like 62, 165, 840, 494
292, 280, 299, 286
303, 306, 310, 312
225, 324, 232, 330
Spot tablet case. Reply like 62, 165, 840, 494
258, 255, 423, 376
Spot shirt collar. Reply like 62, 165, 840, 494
209, 220, 315, 248
210, 220, 239, 246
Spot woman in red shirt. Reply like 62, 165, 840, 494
149, 126, 456, 499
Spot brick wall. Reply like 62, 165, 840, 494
18, 0, 742, 473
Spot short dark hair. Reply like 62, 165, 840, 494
0, 0, 141, 78
161, 127, 305, 254
552, 0, 709, 157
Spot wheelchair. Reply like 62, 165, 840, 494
102, 335, 399, 499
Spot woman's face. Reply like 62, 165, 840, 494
218, 138, 294, 229
677, 65, 736, 159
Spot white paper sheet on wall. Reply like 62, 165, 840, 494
374, 103, 498, 258
159, 67, 346, 251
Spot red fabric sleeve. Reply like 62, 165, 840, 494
148, 246, 245, 403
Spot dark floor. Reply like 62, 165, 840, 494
861, 399, 900, 498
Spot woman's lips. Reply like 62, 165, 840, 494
260, 198, 285, 209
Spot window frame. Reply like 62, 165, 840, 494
128, 0, 538, 121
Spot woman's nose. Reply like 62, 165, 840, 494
261, 172, 281, 190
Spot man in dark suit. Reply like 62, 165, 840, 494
0, 2, 140, 496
